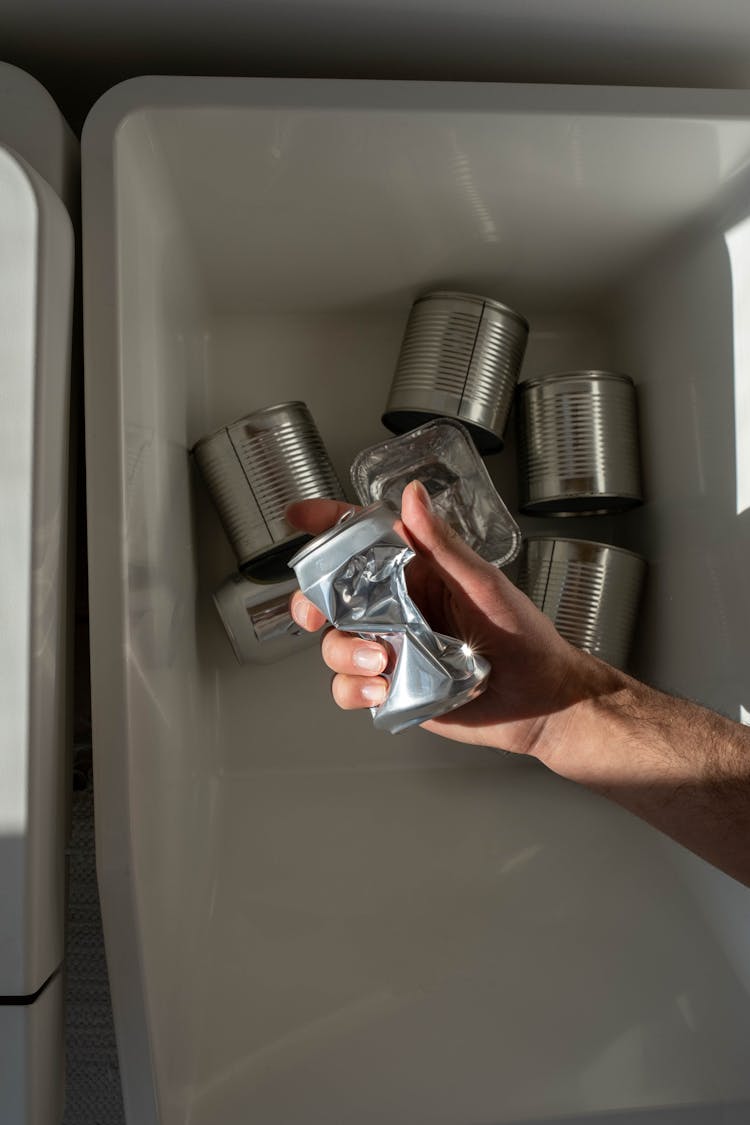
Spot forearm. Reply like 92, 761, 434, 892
535, 654, 750, 887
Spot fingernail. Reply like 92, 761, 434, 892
353, 645, 386, 673
410, 479, 432, 511
361, 679, 388, 705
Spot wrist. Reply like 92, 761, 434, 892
532, 651, 722, 795
530, 649, 645, 786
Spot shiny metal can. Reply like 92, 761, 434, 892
383, 291, 529, 453
516, 370, 643, 515
192, 401, 345, 581
212, 572, 315, 665
515, 536, 647, 670
289, 501, 490, 733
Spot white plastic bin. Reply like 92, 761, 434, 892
0, 62, 77, 1125
82, 79, 750, 1125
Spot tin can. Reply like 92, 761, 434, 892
383, 291, 529, 453
212, 572, 314, 665
515, 536, 647, 669
192, 401, 345, 581
517, 371, 643, 515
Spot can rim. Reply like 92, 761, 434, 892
382, 406, 504, 453
415, 290, 529, 331
520, 491, 644, 513
518, 370, 635, 392
190, 401, 310, 452
521, 535, 646, 563
288, 500, 397, 569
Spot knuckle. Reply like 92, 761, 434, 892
320, 627, 344, 669
438, 519, 460, 547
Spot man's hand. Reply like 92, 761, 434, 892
288, 480, 591, 759
288, 480, 750, 887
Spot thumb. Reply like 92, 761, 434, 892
400, 480, 501, 597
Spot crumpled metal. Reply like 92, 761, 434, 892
289, 501, 490, 734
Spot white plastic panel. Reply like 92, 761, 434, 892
82, 80, 750, 1125
0, 145, 73, 996
0, 975, 64, 1125
610, 134, 750, 1021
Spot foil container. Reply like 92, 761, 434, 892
350, 418, 520, 568
289, 501, 490, 734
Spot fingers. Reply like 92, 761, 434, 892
286, 497, 358, 537
290, 590, 328, 632
287, 606, 390, 709
289, 593, 390, 709
400, 479, 512, 604
400, 480, 489, 575
331, 673, 388, 709
322, 633, 389, 709
321, 629, 388, 676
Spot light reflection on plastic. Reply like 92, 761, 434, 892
450, 133, 499, 244
724, 217, 750, 515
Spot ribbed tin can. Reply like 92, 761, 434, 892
383, 291, 529, 453
515, 536, 647, 669
192, 402, 345, 582
516, 370, 642, 515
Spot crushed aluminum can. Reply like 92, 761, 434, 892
288, 501, 490, 734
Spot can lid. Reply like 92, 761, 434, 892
228, 400, 309, 427
518, 370, 635, 392
190, 401, 310, 452
415, 290, 529, 331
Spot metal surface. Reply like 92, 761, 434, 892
192, 401, 345, 580
212, 572, 310, 664
350, 418, 520, 567
515, 536, 647, 669
517, 370, 643, 515
249, 592, 302, 644
383, 291, 529, 453
290, 501, 490, 733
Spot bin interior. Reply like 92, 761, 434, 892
87, 84, 750, 1125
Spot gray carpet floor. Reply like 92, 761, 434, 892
62, 746, 125, 1125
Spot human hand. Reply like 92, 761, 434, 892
288, 480, 596, 757
289, 482, 750, 885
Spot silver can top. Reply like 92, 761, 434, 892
518, 370, 635, 393
522, 535, 647, 563
415, 290, 530, 331
190, 401, 310, 453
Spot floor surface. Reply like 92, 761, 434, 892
62, 746, 125, 1125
